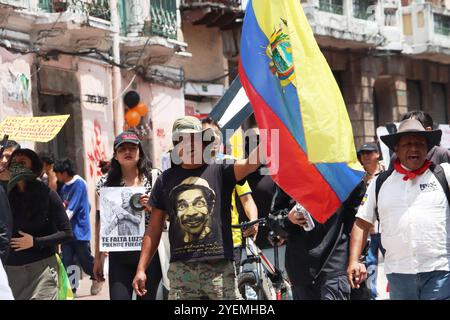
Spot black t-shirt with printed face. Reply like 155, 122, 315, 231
150, 163, 237, 263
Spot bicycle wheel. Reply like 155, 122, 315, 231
238, 272, 262, 300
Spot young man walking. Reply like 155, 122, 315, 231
54, 159, 104, 296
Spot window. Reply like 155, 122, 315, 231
430, 83, 447, 124
407, 80, 422, 111
353, 0, 377, 21
319, 0, 344, 15
434, 14, 450, 36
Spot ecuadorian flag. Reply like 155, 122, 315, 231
239, 0, 364, 222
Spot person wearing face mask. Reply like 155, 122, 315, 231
4, 148, 73, 300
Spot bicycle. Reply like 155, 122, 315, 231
232, 216, 292, 300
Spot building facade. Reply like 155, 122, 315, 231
179, 0, 450, 148
0, 0, 187, 239
1, 0, 450, 240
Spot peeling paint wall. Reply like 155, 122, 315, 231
78, 59, 115, 245
182, 23, 227, 83
150, 83, 185, 169
0, 48, 34, 147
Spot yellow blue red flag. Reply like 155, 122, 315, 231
239, 0, 364, 222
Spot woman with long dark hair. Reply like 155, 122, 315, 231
4, 148, 73, 300
94, 131, 162, 300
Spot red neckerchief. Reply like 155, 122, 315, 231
394, 158, 432, 181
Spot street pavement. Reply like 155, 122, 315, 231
74, 254, 390, 300
75, 276, 109, 300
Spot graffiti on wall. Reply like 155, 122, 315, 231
0, 68, 30, 106
86, 120, 108, 179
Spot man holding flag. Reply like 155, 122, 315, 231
134, 0, 365, 300
237, 0, 366, 300
239, 0, 364, 224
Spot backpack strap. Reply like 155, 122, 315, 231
374, 166, 394, 222
429, 164, 450, 205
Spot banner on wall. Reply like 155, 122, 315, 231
0, 115, 70, 142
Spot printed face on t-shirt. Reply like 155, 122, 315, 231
152, 165, 236, 262
175, 187, 212, 243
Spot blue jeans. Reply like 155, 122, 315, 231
365, 233, 385, 299
386, 271, 450, 300
61, 240, 95, 290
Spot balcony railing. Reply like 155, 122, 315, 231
87, 0, 110, 20
319, 0, 344, 15
434, 13, 450, 36
150, 0, 177, 39
38, 0, 110, 20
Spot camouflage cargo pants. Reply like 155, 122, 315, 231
168, 259, 241, 300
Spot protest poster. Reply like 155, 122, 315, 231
99, 187, 146, 252
438, 124, 450, 150
376, 126, 392, 168
0, 115, 70, 142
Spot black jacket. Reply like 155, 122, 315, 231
271, 181, 366, 286
0, 186, 12, 264
6, 180, 73, 266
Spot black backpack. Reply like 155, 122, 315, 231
374, 164, 450, 221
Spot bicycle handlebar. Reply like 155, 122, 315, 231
231, 218, 266, 230
231, 212, 290, 240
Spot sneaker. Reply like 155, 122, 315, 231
90, 280, 104, 296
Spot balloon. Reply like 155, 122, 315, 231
125, 109, 141, 127
134, 102, 148, 116
123, 91, 140, 108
